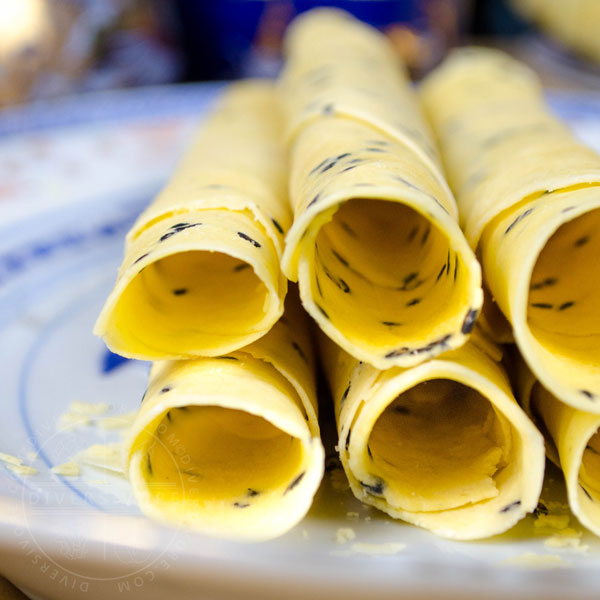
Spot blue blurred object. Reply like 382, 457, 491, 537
175, 0, 468, 79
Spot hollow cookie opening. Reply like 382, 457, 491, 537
364, 379, 510, 512
528, 207, 600, 371
145, 406, 305, 509
114, 251, 269, 356
312, 199, 470, 356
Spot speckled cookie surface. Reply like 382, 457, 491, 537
321, 329, 544, 540
421, 48, 600, 412
279, 9, 482, 369
95, 81, 289, 359
516, 356, 600, 538
125, 292, 324, 541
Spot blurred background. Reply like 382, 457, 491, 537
1, 0, 600, 109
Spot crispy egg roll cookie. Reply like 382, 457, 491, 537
421, 49, 600, 411
126, 295, 324, 541
516, 358, 600, 537
95, 81, 289, 359
279, 13, 482, 368
282, 116, 481, 369
322, 331, 544, 540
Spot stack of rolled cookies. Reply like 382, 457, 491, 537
422, 47, 600, 536
278, 9, 544, 540
95, 81, 324, 541
96, 9, 562, 543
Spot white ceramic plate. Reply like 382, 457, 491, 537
1, 85, 600, 600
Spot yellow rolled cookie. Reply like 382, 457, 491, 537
421, 48, 600, 412
280, 10, 482, 369
516, 357, 600, 537
322, 330, 544, 540
95, 81, 289, 359
125, 292, 324, 541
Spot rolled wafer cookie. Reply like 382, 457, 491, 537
421, 48, 600, 412
279, 9, 482, 369
516, 356, 600, 537
321, 330, 544, 540
125, 292, 324, 541
95, 81, 289, 359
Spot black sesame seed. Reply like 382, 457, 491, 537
307, 193, 321, 209
580, 484, 594, 501
531, 303, 553, 309
340, 165, 359, 173
338, 278, 351, 293
530, 277, 557, 290
404, 272, 418, 285
322, 103, 334, 115
247, 488, 260, 497
233, 263, 250, 272
562, 206, 576, 213
385, 347, 409, 359
234, 502, 250, 508
408, 226, 418, 242
581, 390, 595, 400
406, 298, 421, 307
331, 249, 348, 267
166, 411, 172, 422
421, 227, 431, 246
382, 321, 402, 327
309, 158, 330, 175
218, 356, 238, 360
271, 218, 284, 234
133, 253, 150, 265
500, 500, 521, 513
360, 479, 384, 496
173, 288, 187, 296
574, 235, 589, 247
316, 304, 330, 319
558, 301, 575, 310
367, 445, 373, 459
340, 221, 356, 237
461, 309, 479, 334
504, 208, 534, 235
436, 263, 447, 281
321, 162, 336, 174
284, 472, 305, 495
394, 405, 411, 415
341, 383, 351, 403
291, 341, 307, 362
586, 445, 600, 456
147, 455, 153, 476
160, 386, 172, 394
159, 231, 176, 242
454, 256, 459, 281
237, 232, 261, 248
